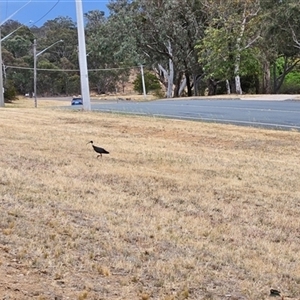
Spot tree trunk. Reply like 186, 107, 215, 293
166, 41, 174, 98
262, 61, 271, 94
193, 74, 198, 96
165, 60, 174, 98
156, 41, 174, 98
173, 71, 183, 98
234, 37, 243, 94
157, 63, 173, 98
178, 77, 186, 96
235, 74, 242, 95
185, 72, 192, 96
97, 83, 102, 94
208, 78, 218, 95
255, 75, 260, 94
273, 56, 300, 93
226, 79, 231, 94
234, 7, 247, 95
157, 64, 168, 93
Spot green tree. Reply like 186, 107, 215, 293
85, 9, 136, 94
196, 0, 261, 94
36, 60, 60, 96
34, 17, 78, 95
259, 0, 300, 93
3, 35, 32, 58
107, 0, 207, 97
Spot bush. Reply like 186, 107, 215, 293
133, 71, 161, 95
280, 82, 300, 94
4, 80, 17, 103
153, 89, 165, 99
279, 71, 300, 94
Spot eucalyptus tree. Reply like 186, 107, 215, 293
1, 47, 32, 95
35, 60, 61, 95
38, 17, 78, 64
260, 0, 300, 93
0, 20, 18, 34
1, 20, 34, 96
84, 9, 134, 94
140, 0, 207, 97
108, 0, 207, 97
1, 20, 34, 59
197, 0, 261, 95
36, 17, 79, 95
3, 36, 32, 59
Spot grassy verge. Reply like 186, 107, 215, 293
0, 104, 300, 299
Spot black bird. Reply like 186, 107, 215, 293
87, 141, 109, 158
270, 289, 281, 297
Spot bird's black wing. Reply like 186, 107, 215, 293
93, 145, 109, 154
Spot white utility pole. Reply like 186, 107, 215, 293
0, 0, 33, 107
75, 0, 91, 111
0, 28, 4, 107
140, 64, 147, 100
33, 39, 37, 107
33, 39, 63, 108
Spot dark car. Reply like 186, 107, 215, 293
71, 97, 83, 105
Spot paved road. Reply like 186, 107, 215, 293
88, 98, 300, 131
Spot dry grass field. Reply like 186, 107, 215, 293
1, 98, 300, 300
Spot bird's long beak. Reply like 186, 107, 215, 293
86, 141, 91, 145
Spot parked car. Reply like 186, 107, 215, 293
71, 97, 83, 105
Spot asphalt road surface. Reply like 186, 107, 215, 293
85, 97, 300, 131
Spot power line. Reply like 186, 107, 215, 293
32, 0, 60, 26
1, 0, 60, 26
5, 65, 141, 72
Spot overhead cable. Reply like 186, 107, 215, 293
32, 0, 61, 26
5, 65, 141, 72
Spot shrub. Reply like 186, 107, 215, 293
280, 71, 300, 94
133, 71, 161, 95
4, 80, 17, 102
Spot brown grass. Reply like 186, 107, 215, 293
0, 100, 300, 300
5, 97, 70, 108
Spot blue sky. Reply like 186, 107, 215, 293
0, 0, 110, 26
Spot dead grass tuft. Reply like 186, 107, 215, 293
0, 104, 300, 299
